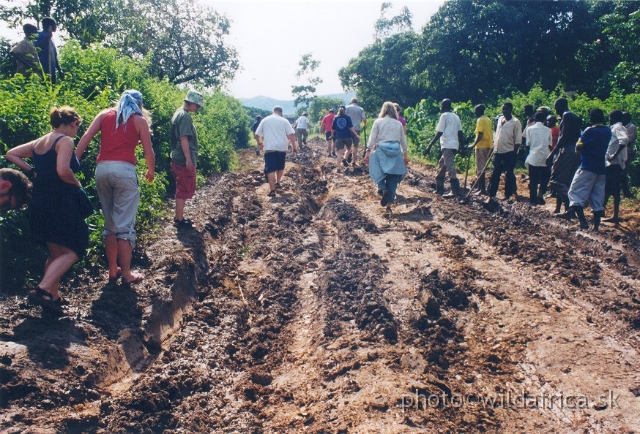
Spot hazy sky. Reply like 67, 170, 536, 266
211, 0, 444, 100
1, 0, 445, 100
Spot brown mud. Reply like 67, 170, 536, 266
1, 137, 639, 433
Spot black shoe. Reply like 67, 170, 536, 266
380, 190, 390, 207
342, 159, 349, 167
174, 218, 194, 228
555, 210, 575, 220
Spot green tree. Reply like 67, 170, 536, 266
339, 31, 424, 114
308, 96, 343, 125
596, 2, 640, 94
291, 53, 322, 113
413, 0, 596, 103
374, 2, 412, 41
1, 0, 240, 87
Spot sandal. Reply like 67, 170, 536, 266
27, 287, 63, 315
267, 190, 276, 197
174, 218, 194, 228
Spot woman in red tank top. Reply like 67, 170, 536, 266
76, 90, 155, 287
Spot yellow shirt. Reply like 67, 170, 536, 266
475, 115, 493, 149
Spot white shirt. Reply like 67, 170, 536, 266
493, 115, 522, 154
255, 114, 294, 152
367, 115, 407, 153
295, 115, 311, 130
524, 122, 552, 167
436, 112, 461, 150
607, 122, 629, 168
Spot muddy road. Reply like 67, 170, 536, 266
1, 137, 639, 433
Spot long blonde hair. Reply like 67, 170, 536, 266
378, 101, 398, 119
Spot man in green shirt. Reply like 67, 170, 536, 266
171, 90, 203, 228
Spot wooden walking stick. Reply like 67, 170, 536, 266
463, 147, 473, 190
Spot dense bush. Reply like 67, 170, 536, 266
0, 43, 249, 293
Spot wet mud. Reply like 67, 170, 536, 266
1, 138, 639, 433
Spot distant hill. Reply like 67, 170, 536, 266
241, 92, 355, 116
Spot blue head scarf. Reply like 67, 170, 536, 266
115, 89, 143, 130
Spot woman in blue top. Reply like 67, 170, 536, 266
6, 106, 86, 314
331, 105, 360, 168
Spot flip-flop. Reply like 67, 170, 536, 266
27, 287, 63, 315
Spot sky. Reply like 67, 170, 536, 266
210, 0, 445, 100
1, 0, 445, 101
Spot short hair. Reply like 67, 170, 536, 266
50, 106, 81, 129
589, 108, 605, 125
537, 106, 551, 117
609, 110, 624, 124
441, 99, 452, 111
23, 24, 38, 35
350, 97, 358, 104
534, 111, 546, 123
41, 17, 56, 30
546, 115, 557, 127
273, 106, 283, 113
622, 111, 631, 125
554, 97, 569, 112
502, 102, 513, 111
378, 101, 398, 120
524, 104, 535, 115
475, 104, 485, 115
0, 168, 32, 210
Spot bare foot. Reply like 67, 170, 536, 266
123, 272, 144, 285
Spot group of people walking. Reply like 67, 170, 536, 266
442, 97, 634, 231
3, 89, 204, 314
2, 89, 635, 313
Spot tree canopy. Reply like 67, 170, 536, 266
340, 0, 640, 106
0, 0, 239, 87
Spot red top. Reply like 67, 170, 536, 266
321, 113, 335, 133
97, 110, 140, 165
550, 125, 560, 150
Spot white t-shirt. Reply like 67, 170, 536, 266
524, 122, 552, 167
295, 115, 311, 130
255, 114, 294, 152
436, 112, 461, 150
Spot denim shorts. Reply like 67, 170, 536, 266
95, 161, 139, 245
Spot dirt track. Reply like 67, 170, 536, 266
1, 137, 639, 433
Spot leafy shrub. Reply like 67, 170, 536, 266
0, 43, 248, 292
